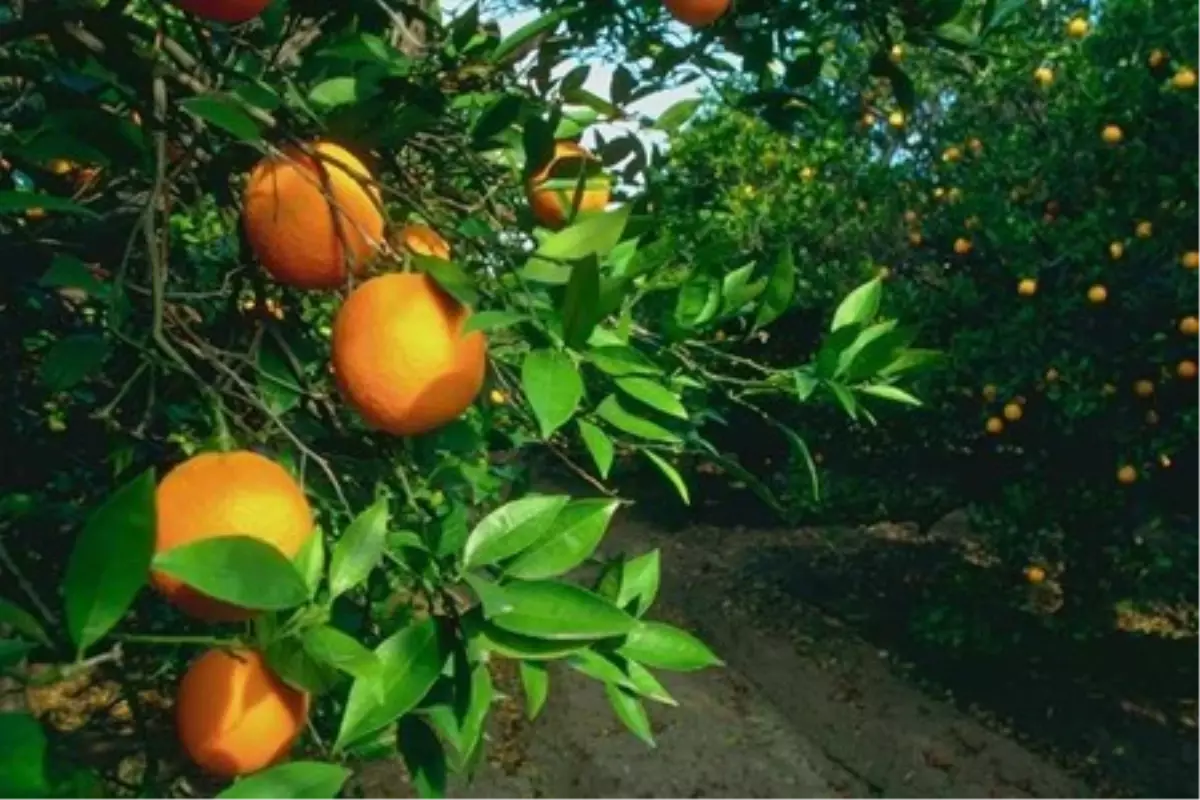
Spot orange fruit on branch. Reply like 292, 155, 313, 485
177, 649, 308, 778
152, 451, 314, 622
1172, 67, 1197, 90
1034, 66, 1054, 86
1087, 284, 1108, 304
1178, 360, 1198, 380
1134, 220, 1153, 238
395, 223, 451, 260
985, 417, 1004, 434
1181, 251, 1199, 269
1017, 278, 1038, 296
526, 142, 611, 229
664, 0, 730, 27
1101, 124, 1123, 144
169, 0, 271, 23
243, 142, 384, 290
1003, 402, 1023, 421
1117, 465, 1137, 484
1179, 316, 1199, 336
1065, 17, 1089, 38
332, 273, 487, 436
953, 237, 972, 255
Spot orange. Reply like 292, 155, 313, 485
942, 146, 961, 163
1182, 251, 1199, 269
1109, 241, 1124, 259
1117, 465, 1137, 484
953, 237, 972, 255
1178, 360, 1198, 379
395, 223, 450, 260
1179, 316, 1199, 335
1003, 402, 1023, 422
1087, 285, 1108, 304
243, 142, 384, 290
1134, 380, 1155, 398
888, 110, 905, 129
169, 0, 270, 22
985, 417, 1004, 434
1025, 565, 1046, 584
1018, 278, 1038, 296
663, 0, 730, 27
177, 649, 308, 778
1172, 68, 1197, 90
1034, 66, 1054, 86
908, 231, 923, 246
1066, 17, 1089, 38
1135, 220, 1153, 238
890, 44, 904, 63
1148, 49, 1167, 68
800, 166, 817, 182
332, 273, 486, 436
1101, 124, 1123, 144
526, 142, 611, 229
152, 451, 314, 622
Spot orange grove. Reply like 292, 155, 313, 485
152, 451, 314, 622
243, 142, 384, 290
395, 223, 451, 261
169, 0, 271, 23
664, 0, 731, 27
177, 649, 308, 778
332, 273, 487, 436
526, 141, 611, 229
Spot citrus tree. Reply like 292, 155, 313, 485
643, 0, 1198, 642
0, 0, 929, 796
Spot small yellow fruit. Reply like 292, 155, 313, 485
1134, 379, 1155, 398
1101, 124, 1124, 144
1117, 465, 1137, 484
982, 384, 998, 401
933, 187, 946, 199
489, 388, 506, 405
890, 44, 904, 63
1025, 566, 1046, 584
968, 137, 984, 155
1109, 241, 1124, 259
909, 231, 923, 246
888, 110, 906, 129
1135, 220, 1153, 238
954, 237, 972, 255
1178, 360, 1198, 379
1179, 316, 1199, 335
800, 166, 816, 182
1034, 66, 1055, 86
1087, 284, 1108, 304
1003, 402, 1023, 422
1172, 67, 1197, 90
1182, 251, 1199, 269
943, 146, 962, 163
1066, 17, 1089, 38
986, 417, 1004, 434
1148, 49, 1167, 69
1018, 278, 1038, 296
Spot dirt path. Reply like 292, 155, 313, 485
421, 509, 1091, 799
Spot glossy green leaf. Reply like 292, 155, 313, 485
216, 762, 350, 799
776, 423, 821, 501
720, 263, 767, 316
461, 310, 527, 335
617, 621, 722, 672
0, 599, 51, 648
308, 77, 360, 108
858, 384, 923, 406
411, 254, 479, 307
654, 98, 702, 132
293, 528, 324, 598
267, 637, 342, 696
522, 349, 583, 438
641, 451, 690, 506
505, 499, 620, 580
0, 639, 35, 668
754, 248, 796, 329
605, 684, 654, 747
490, 7, 578, 65
257, 335, 302, 415
830, 277, 882, 331
152, 535, 308, 612
587, 345, 661, 377
562, 257, 602, 349
180, 95, 262, 141
490, 581, 635, 640
536, 205, 631, 261
463, 573, 515, 618
303, 626, 381, 682
0, 191, 98, 217
41, 335, 111, 391
577, 419, 614, 478
65, 469, 155, 652
462, 610, 587, 660
398, 717, 447, 799
568, 649, 675, 706
329, 498, 389, 598
518, 661, 549, 719
462, 494, 569, 569
40, 255, 106, 297
596, 395, 682, 444
615, 550, 660, 617
616, 377, 688, 420
0, 713, 49, 797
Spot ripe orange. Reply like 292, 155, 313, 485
177, 649, 308, 778
1148, 49, 1167, 69
1087, 284, 1108, 304
1034, 66, 1054, 86
395, 223, 450, 260
153, 451, 314, 622
1025, 565, 1046, 584
1178, 360, 1198, 380
1109, 241, 1124, 259
953, 237, 972, 255
986, 417, 1004, 434
1134, 379, 1156, 398
1182, 251, 1199, 269
1003, 402, 1023, 422
526, 142, 611, 229
332, 273, 486, 436
170, 0, 271, 23
1101, 124, 1123, 144
942, 146, 961, 163
1018, 278, 1038, 296
1135, 220, 1153, 239
1117, 465, 1137, 484
1179, 316, 1199, 336
663, 0, 730, 27
1172, 68, 1197, 90
243, 142, 384, 290
1066, 17, 1089, 38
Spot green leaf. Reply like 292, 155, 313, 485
617, 621, 722, 671
596, 395, 682, 444
398, 717, 447, 799
858, 384, 922, 406
568, 649, 674, 705
522, 349, 583, 438
472, 94, 525, 144
827, 382, 859, 420
307, 77, 361, 109
577, 420, 614, 478
336, 619, 448, 750
411, 254, 479, 307
216, 762, 350, 799
0, 713, 49, 797
674, 274, 721, 329
794, 370, 819, 401
562, 257, 601, 349
518, 661, 550, 719
587, 345, 661, 377
616, 377, 687, 420
462, 610, 587, 660
615, 550, 660, 617
0, 639, 36, 668
455, 664, 494, 764
65, 469, 155, 652
266, 637, 343, 696
814, 324, 862, 380
491, 581, 635, 640
232, 80, 282, 112
257, 336, 302, 416
505, 499, 620, 580
40, 254, 106, 297
720, 263, 767, 316
839, 322, 916, 382
329, 498, 389, 599
303, 626, 381, 682
754, 248, 796, 329
152, 536, 308, 612
293, 527, 324, 598
982, 0, 1027, 35
462, 573, 515, 618
830, 277, 882, 331
0, 599, 51, 648
536, 205, 631, 261
180, 95, 262, 142
462, 494, 569, 569
490, 7, 577, 65
641, 451, 689, 506
0, 191, 98, 218
776, 424, 820, 501
461, 310, 527, 335
879, 348, 943, 377
605, 684, 654, 746
41, 335, 111, 391
654, 98, 702, 133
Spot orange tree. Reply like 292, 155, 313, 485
645, 0, 1198, 642
0, 0, 932, 796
